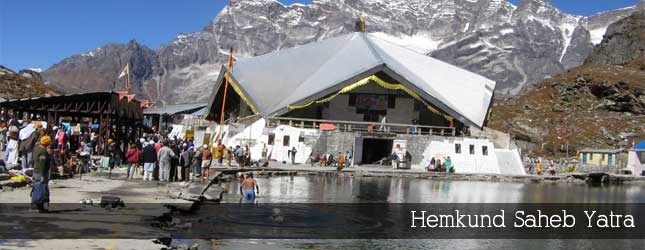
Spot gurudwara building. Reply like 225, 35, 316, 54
204, 32, 525, 175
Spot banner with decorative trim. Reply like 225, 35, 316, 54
287, 75, 454, 122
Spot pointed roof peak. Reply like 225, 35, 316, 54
210, 32, 496, 128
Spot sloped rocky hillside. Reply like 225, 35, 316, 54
489, 11, 645, 156
0, 66, 58, 100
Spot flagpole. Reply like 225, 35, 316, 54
217, 48, 233, 145
126, 65, 130, 90
126, 63, 130, 90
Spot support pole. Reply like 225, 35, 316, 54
217, 48, 234, 145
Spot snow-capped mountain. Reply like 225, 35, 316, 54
41, 0, 645, 104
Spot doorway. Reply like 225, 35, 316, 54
361, 138, 393, 165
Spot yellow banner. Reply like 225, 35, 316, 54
224, 73, 259, 114
287, 75, 453, 121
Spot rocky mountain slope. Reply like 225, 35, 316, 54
40, 0, 644, 105
488, 11, 645, 156
0, 66, 58, 100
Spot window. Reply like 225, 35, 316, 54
388, 95, 396, 109
268, 133, 275, 145
348, 93, 356, 107
299, 136, 305, 143
283, 135, 290, 146
482, 146, 488, 156
601, 154, 605, 161
455, 144, 462, 154
469, 145, 475, 155
590, 153, 593, 160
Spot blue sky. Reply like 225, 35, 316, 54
0, 0, 640, 71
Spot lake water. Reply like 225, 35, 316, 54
211, 175, 645, 250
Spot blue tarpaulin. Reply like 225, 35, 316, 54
634, 141, 645, 151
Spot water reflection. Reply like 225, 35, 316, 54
215, 176, 645, 249
220, 175, 645, 203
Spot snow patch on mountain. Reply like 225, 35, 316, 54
371, 32, 443, 53
589, 28, 608, 44
558, 16, 582, 61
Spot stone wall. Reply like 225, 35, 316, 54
311, 130, 356, 156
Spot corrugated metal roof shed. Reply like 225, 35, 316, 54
580, 148, 623, 154
143, 103, 207, 115
191, 107, 208, 117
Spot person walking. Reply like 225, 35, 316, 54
337, 151, 346, 171
124, 143, 140, 180
90, 131, 97, 155
200, 145, 212, 181
142, 140, 157, 181
218, 143, 225, 165
291, 146, 297, 164
234, 146, 244, 167
428, 157, 436, 172
31, 135, 51, 213
212, 143, 221, 167
240, 173, 259, 203
18, 123, 37, 170
378, 115, 387, 132
0, 123, 6, 151
444, 156, 453, 173
157, 141, 175, 182
169, 141, 180, 182
244, 145, 251, 167
106, 139, 117, 178
536, 160, 543, 175
192, 146, 202, 181
261, 143, 268, 160
227, 146, 234, 167
5, 121, 19, 165
548, 163, 556, 176
180, 144, 194, 182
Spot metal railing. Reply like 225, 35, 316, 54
266, 117, 457, 136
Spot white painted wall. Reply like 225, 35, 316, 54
418, 138, 501, 174
495, 148, 526, 175
219, 120, 526, 174
224, 118, 320, 164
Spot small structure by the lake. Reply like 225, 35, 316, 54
627, 141, 645, 176
579, 148, 622, 166
204, 32, 524, 175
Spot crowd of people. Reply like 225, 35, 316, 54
526, 159, 557, 176
0, 117, 280, 211
0, 118, 106, 212
309, 151, 351, 171
1, 119, 103, 175
105, 134, 274, 183
425, 156, 455, 173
